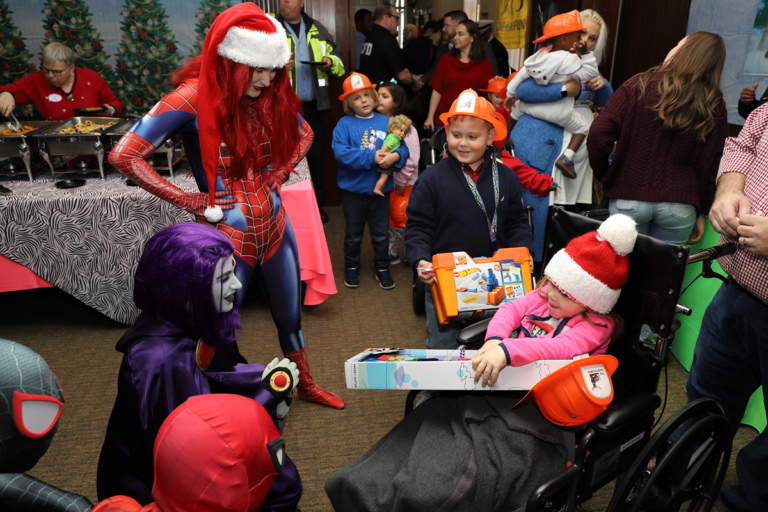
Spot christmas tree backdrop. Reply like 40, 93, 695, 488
0, 0, 35, 116
113, 0, 181, 116
191, 0, 232, 56
41, 0, 117, 88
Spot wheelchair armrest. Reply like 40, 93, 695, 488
525, 463, 582, 512
592, 392, 661, 433
456, 318, 492, 347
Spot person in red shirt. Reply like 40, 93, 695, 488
423, 19, 495, 132
0, 42, 122, 121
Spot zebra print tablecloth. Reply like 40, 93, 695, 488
0, 159, 311, 325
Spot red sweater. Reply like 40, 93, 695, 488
587, 73, 728, 213
429, 54, 495, 126
0, 68, 122, 120
501, 150, 553, 197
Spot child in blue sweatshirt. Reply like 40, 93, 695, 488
332, 73, 408, 290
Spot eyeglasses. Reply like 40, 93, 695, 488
386, 13, 399, 21
42, 65, 71, 77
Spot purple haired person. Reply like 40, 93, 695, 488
96, 223, 303, 508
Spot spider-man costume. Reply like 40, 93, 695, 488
93, 394, 291, 512
109, 79, 344, 409
0, 338, 93, 512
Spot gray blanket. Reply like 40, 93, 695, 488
326, 393, 569, 511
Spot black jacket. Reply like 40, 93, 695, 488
405, 149, 534, 270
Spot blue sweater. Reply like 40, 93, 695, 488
332, 113, 407, 195
404, 149, 534, 270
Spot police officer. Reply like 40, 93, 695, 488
359, 3, 422, 91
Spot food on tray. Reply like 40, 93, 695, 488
54, 120, 117, 134
0, 125, 36, 136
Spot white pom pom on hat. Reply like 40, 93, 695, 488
597, 213, 638, 256
204, 205, 224, 223
544, 214, 638, 315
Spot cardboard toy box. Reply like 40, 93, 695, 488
345, 348, 572, 391
431, 248, 533, 324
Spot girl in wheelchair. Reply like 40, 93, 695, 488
326, 214, 639, 512
473, 213, 636, 388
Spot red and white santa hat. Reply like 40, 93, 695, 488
544, 214, 638, 315
198, 3, 289, 222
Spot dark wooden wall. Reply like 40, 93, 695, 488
609, 0, 693, 88
303, 0, 354, 205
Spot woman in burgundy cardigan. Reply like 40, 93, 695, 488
587, 32, 728, 244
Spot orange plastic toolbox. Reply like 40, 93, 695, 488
430, 247, 533, 324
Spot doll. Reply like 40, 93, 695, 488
374, 115, 413, 196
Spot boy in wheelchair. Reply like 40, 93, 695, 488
403, 89, 534, 350
325, 215, 641, 511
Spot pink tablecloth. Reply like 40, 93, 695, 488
0, 179, 336, 305
280, 179, 337, 305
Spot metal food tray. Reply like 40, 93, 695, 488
107, 119, 179, 177
0, 120, 57, 181
33, 117, 122, 179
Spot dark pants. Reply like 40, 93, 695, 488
686, 277, 768, 511
341, 190, 390, 272
301, 100, 325, 206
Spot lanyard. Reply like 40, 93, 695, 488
461, 155, 499, 243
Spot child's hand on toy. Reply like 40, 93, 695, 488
472, 343, 506, 387
417, 260, 435, 285
377, 150, 400, 169
503, 96, 516, 111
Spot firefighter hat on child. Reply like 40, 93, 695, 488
197, 3, 290, 222
439, 89, 507, 142
532, 10, 585, 44
544, 214, 638, 315
339, 72, 376, 101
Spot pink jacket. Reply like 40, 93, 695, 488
485, 284, 614, 366
392, 128, 420, 187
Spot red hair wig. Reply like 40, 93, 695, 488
171, 54, 302, 179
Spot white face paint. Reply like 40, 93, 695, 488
212, 254, 242, 313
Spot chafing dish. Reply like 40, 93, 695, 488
33, 117, 122, 179
106, 120, 180, 177
0, 121, 57, 181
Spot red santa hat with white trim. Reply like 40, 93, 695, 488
198, 3, 290, 222
544, 214, 638, 315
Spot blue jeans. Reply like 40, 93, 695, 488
686, 278, 768, 511
341, 190, 390, 271
608, 199, 696, 244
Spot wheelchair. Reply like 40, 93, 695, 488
407, 207, 733, 512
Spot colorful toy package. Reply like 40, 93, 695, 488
431, 247, 533, 324
344, 348, 573, 391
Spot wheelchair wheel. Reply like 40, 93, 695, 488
412, 271, 426, 316
607, 398, 731, 512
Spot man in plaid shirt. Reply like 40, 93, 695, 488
684, 105, 768, 512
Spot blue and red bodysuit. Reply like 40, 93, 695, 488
108, 79, 344, 409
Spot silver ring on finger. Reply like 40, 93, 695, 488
742, 236, 749, 248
